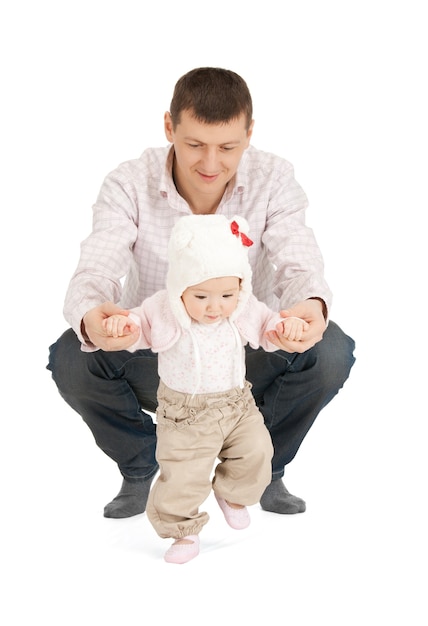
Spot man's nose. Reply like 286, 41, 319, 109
201, 147, 219, 171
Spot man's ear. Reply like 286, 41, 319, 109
164, 111, 174, 142
246, 119, 255, 145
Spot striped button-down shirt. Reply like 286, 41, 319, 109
64, 144, 332, 343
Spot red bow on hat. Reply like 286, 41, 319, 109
230, 220, 253, 247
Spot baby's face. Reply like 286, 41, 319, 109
181, 276, 240, 324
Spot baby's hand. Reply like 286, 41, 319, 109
276, 316, 309, 342
102, 314, 136, 338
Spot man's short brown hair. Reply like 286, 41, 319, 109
169, 67, 253, 130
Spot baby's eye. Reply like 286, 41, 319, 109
195, 295, 206, 300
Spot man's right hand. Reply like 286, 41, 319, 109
82, 302, 140, 351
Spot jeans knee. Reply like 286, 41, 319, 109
47, 329, 84, 395
319, 321, 356, 390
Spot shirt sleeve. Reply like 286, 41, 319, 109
63, 168, 139, 342
262, 159, 333, 314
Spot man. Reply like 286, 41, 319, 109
47, 67, 355, 519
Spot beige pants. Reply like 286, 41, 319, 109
146, 380, 274, 539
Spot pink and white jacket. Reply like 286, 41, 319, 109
127, 290, 282, 395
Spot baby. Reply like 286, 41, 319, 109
103, 214, 307, 563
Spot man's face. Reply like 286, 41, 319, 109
164, 110, 253, 211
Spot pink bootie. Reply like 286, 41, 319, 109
164, 535, 200, 564
215, 494, 251, 530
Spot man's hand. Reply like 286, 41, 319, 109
266, 299, 327, 353
82, 302, 140, 351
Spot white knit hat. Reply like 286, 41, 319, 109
166, 214, 253, 328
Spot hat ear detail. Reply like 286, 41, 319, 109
171, 226, 193, 251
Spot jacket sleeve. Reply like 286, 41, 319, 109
127, 291, 181, 353
126, 310, 153, 352
235, 295, 282, 352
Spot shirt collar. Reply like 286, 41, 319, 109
159, 145, 176, 199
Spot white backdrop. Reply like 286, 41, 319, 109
1, 1, 427, 624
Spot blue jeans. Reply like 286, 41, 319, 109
46, 321, 355, 482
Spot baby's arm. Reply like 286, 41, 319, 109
276, 316, 309, 342
102, 314, 138, 339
